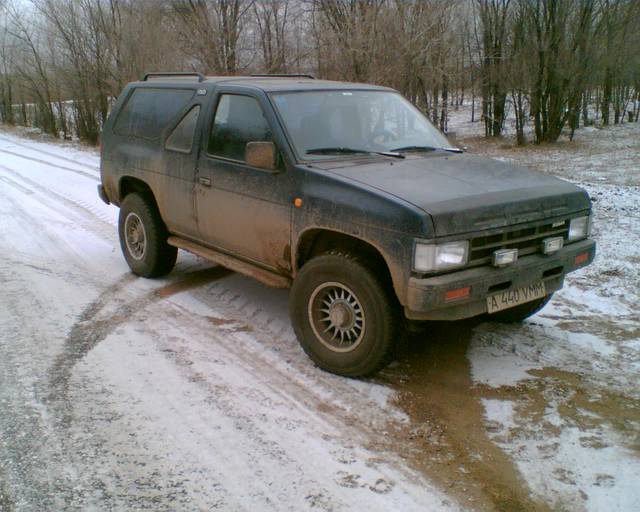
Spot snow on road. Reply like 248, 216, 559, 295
0, 123, 639, 512
0, 131, 451, 511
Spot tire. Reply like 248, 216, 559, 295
488, 293, 553, 323
289, 251, 400, 377
118, 193, 177, 278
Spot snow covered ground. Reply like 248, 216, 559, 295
458, 121, 640, 511
0, 119, 638, 511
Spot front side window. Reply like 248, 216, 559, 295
114, 87, 195, 140
208, 94, 273, 161
271, 90, 451, 160
165, 105, 200, 153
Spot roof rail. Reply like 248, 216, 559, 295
250, 73, 315, 79
143, 72, 205, 82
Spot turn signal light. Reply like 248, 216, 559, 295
575, 252, 589, 266
444, 286, 471, 302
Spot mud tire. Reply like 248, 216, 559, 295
488, 293, 553, 323
118, 193, 177, 278
290, 252, 399, 377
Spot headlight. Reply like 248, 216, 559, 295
414, 240, 469, 272
567, 215, 591, 242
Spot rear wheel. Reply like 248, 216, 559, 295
488, 293, 553, 323
290, 252, 399, 377
118, 193, 177, 278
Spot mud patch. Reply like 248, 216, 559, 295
376, 321, 548, 511
206, 314, 253, 333
480, 367, 640, 454
540, 313, 640, 342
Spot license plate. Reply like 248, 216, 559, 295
487, 282, 546, 314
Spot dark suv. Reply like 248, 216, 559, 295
98, 72, 595, 377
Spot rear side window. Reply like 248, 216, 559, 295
114, 88, 195, 140
165, 106, 200, 153
208, 94, 273, 161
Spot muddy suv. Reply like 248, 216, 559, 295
98, 72, 595, 377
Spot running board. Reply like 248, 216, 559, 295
167, 236, 291, 289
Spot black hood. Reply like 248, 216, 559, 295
314, 153, 591, 236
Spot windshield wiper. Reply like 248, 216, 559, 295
306, 147, 405, 158
391, 145, 463, 153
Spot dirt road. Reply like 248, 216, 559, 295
0, 127, 638, 511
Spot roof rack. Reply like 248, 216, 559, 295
143, 72, 205, 82
250, 73, 315, 79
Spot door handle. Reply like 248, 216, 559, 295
198, 176, 211, 187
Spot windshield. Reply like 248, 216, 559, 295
270, 90, 451, 160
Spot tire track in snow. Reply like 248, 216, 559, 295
0, 188, 91, 510
166, 287, 413, 462
0, 163, 114, 241
47, 267, 233, 422
178, 279, 547, 510
41, 263, 434, 509
0, 174, 112, 290
0, 174, 33, 195
99, 296, 423, 510
0, 147, 99, 181
0, 130, 459, 510
0, 134, 99, 172
0, 133, 466, 509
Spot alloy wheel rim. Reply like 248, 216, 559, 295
124, 212, 146, 261
308, 282, 366, 353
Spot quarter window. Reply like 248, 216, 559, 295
165, 106, 200, 153
114, 88, 195, 140
208, 94, 273, 161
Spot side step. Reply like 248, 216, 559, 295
167, 236, 291, 289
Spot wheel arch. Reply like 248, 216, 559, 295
118, 176, 155, 204
294, 228, 403, 302
117, 175, 169, 231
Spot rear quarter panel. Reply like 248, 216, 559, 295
100, 83, 210, 234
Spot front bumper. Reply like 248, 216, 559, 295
405, 238, 595, 320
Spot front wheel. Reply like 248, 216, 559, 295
289, 252, 399, 377
118, 193, 177, 278
488, 293, 554, 323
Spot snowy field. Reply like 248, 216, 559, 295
0, 119, 638, 511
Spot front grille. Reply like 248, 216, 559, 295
469, 219, 570, 266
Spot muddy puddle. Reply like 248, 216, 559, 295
375, 321, 548, 511
372, 319, 640, 511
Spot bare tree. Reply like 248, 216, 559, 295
0, 0, 637, 145
253, 0, 290, 72
476, 0, 510, 137
171, 0, 254, 74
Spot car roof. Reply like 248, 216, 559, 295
132, 75, 394, 93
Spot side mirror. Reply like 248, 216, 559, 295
245, 141, 277, 171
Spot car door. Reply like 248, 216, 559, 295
195, 90, 293, 272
